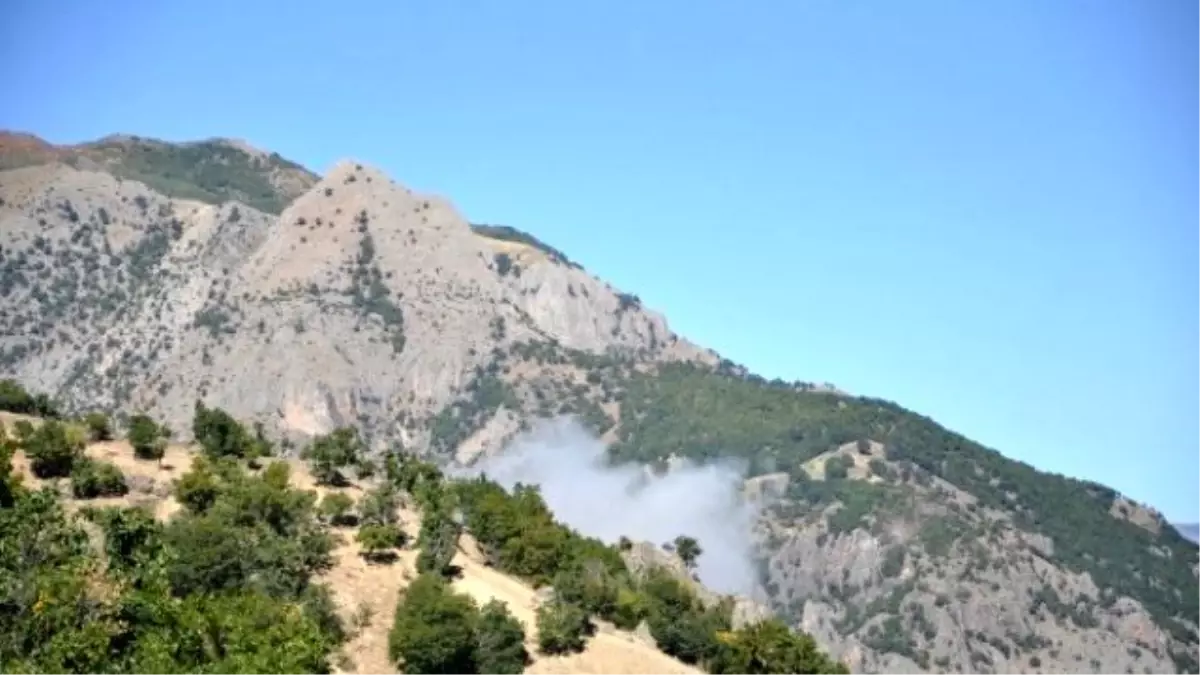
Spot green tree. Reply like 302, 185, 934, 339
23, 420, 83, 478
711, 619, 850, 674
357, 523, 407, 563
824, 455, 851, 481
174, 455, 222, 513
0, 429, 21, 508
476, 599, 528, 674
674, 535, 702, 570
359, 482, 399, 527
319, 492, 357, 526
535, 600, 590, 655
192, 400, 252, 460
83, 412, 113, 441
389, 574, 480, 674
70, 458, 128, 499
128, 413, 167, 464
0, 379, 60, 418
641, 568, 727, 665
416, 500, 460, 578
302, 427, 362, 485
86, 505, 165, 577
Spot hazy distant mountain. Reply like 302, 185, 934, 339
1174, 523, 1200, 544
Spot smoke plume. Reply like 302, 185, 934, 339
463, 417, 763, 596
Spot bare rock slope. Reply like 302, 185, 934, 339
0, 154, 710, 451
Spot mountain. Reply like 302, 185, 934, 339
1, 132, 1196, 674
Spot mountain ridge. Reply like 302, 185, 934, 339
0, 131, 1195, 674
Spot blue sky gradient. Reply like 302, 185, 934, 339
3, 1, 1196, 521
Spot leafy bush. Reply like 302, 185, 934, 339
174, 455, 222, 513
23, 420, 83, 478
710, 619, 850, 674
83, 412, 112, 441
192, 400, 269, 460
416, 498, 460, 578
476, 599, 528, 674
389, 573, 481, 674
358, 523, 407, 563
536, 600, 590, 655
319, 492, 357, 526
127, 413, 166, 462
641, 568, 729, 665
824, 455, 852, 480
70, 458, 128, 498
359, 482, 400, 527
0, 379, 60, 418
302, 427, 363, 485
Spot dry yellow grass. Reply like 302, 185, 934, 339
3, 418, 698, 675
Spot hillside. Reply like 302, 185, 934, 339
0, 406, 844, 674
0, 132, 1196, 674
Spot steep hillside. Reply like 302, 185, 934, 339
0, 132, 1196, 674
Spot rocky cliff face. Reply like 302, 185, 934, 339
0, 157, 709, 452
751, 443, 1188, 674
1, 133, 1195, 674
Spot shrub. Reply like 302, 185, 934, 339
302, 427, 362, 485
319, 492, 357, 526
359, 482, 399, 527
535, 600, 590, 655
70, 459, 128, 499
24, 420, 83, 478
824, 455, 852, 481
192, 400, 253, 459
128, 414, 166, 463
83, 412, 113, 441
358, 523, 407, 563
174, 456, 222, 513
880, 545, 906, 578
389, 574, 480, 674
0, 379, 60, 417
711, 618, 850, 674
416, 500, 460, 578
476, 599, 528, 674
641, 568, 727, 665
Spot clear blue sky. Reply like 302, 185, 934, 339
3, 1, 1196, 521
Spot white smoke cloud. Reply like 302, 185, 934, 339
460, 416, 763, 596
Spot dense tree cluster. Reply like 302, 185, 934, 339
0, 418, 345, 673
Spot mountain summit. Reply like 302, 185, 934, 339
0, 132, 1196, 674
